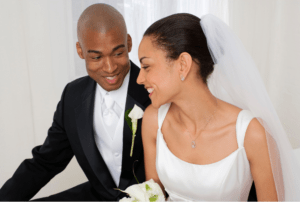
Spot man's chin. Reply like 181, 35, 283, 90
99, 81, 123, 92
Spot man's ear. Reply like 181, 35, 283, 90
127, 34, 132, 53
178, 52, 193, 79
76, 42, 84, 59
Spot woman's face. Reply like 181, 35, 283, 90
137, 36, 181, 108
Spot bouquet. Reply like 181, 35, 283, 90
119, 179, 165, 202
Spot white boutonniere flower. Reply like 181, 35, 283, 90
127, 104, 144, 157
119, 179, 165, 202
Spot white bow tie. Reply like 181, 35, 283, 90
102, 93, 119, 136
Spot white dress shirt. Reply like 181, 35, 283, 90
93, 69, 130, 186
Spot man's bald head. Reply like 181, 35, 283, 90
77, 3, 127, 42
76, 4, 132, 92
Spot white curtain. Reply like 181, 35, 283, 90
228, 0, 300, 149
0, 0, 86, 199
0, 0, 299, 199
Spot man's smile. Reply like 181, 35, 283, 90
104, 73, 120, 84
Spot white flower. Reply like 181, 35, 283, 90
123, 183, 148, 201
128, 104, 144, 157
119, 197, 135, 202
128, 104, 144, 119
143, 179, 165, 202
119, 179, 165, 202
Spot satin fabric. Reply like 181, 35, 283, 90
156, 103, 254, 201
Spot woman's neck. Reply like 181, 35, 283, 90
171, 80, 218, 134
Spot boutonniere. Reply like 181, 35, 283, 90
125, 104, 144, 157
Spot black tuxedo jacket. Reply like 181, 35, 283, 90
0, 61, 151, 201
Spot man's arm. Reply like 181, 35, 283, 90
0, 84, 74, 201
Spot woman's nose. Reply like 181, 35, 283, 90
137, 69, 145, 85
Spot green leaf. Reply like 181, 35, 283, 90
145, 184, 151, 191
132, 199, 139, 202
125, 108, 133, 132
149, 195, 158, 202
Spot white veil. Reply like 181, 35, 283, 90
200, 14, 300, 200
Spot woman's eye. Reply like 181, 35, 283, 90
142, 66, 149, 69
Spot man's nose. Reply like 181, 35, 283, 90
136, 69, 145, 85
103, 57, 117, 73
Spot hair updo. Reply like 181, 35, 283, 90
144, 13, 214, 85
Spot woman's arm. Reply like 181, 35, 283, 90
244, 118, 278, 201
141, 104, 166, 197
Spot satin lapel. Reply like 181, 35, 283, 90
118, 62, 150, 191
74, 80, 119, 198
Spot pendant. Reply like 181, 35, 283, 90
191, 141, 196, 148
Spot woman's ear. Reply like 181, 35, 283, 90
178, 52, 192, 81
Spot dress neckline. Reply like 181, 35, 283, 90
159, 128, 242, 166
158, 104, 245, 166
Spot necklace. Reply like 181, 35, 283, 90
185, 99, 218, 148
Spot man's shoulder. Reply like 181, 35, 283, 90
68, 75, 94, 89
63, 75, 95, 101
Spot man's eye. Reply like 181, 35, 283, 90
93, 56, 101, 59
115, 52, 123, 56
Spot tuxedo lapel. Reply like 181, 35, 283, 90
118, 62, 150, 191
74, 78, 119, 198
74, 61, 149, 199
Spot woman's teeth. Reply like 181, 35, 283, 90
147, 88, 154, 93
147, 88, 154, 96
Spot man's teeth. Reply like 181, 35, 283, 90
106, 76, 116, 80
147, 88, 154, 93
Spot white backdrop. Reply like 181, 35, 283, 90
0, 0, 299, 199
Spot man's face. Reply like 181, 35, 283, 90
76, 28, 132, 91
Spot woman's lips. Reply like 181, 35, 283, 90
147, 88, 154, 97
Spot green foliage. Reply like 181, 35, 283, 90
145, 184, 151, 191
125, 108, 133, 132
149, 195, 158, 202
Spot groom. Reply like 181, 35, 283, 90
0, 3, 150, 201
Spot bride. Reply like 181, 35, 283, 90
136, 13, 300, 201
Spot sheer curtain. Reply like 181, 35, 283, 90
0, 0, 299, 199
0, 0, 85, 199
228, 0, 300, 149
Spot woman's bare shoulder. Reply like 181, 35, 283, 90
243, 116, 269, 163
217, 99, 243, 121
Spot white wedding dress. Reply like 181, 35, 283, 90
156, 103, 254, 201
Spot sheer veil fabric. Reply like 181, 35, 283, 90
201, 14, 300, 200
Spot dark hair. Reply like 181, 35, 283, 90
144, 13, 214, 84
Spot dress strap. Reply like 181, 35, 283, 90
158, 103, 171, 129
236, 110, 255, 148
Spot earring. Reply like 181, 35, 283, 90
180, 75, 185, 81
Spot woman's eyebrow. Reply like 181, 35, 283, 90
139, 56, 149, 63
